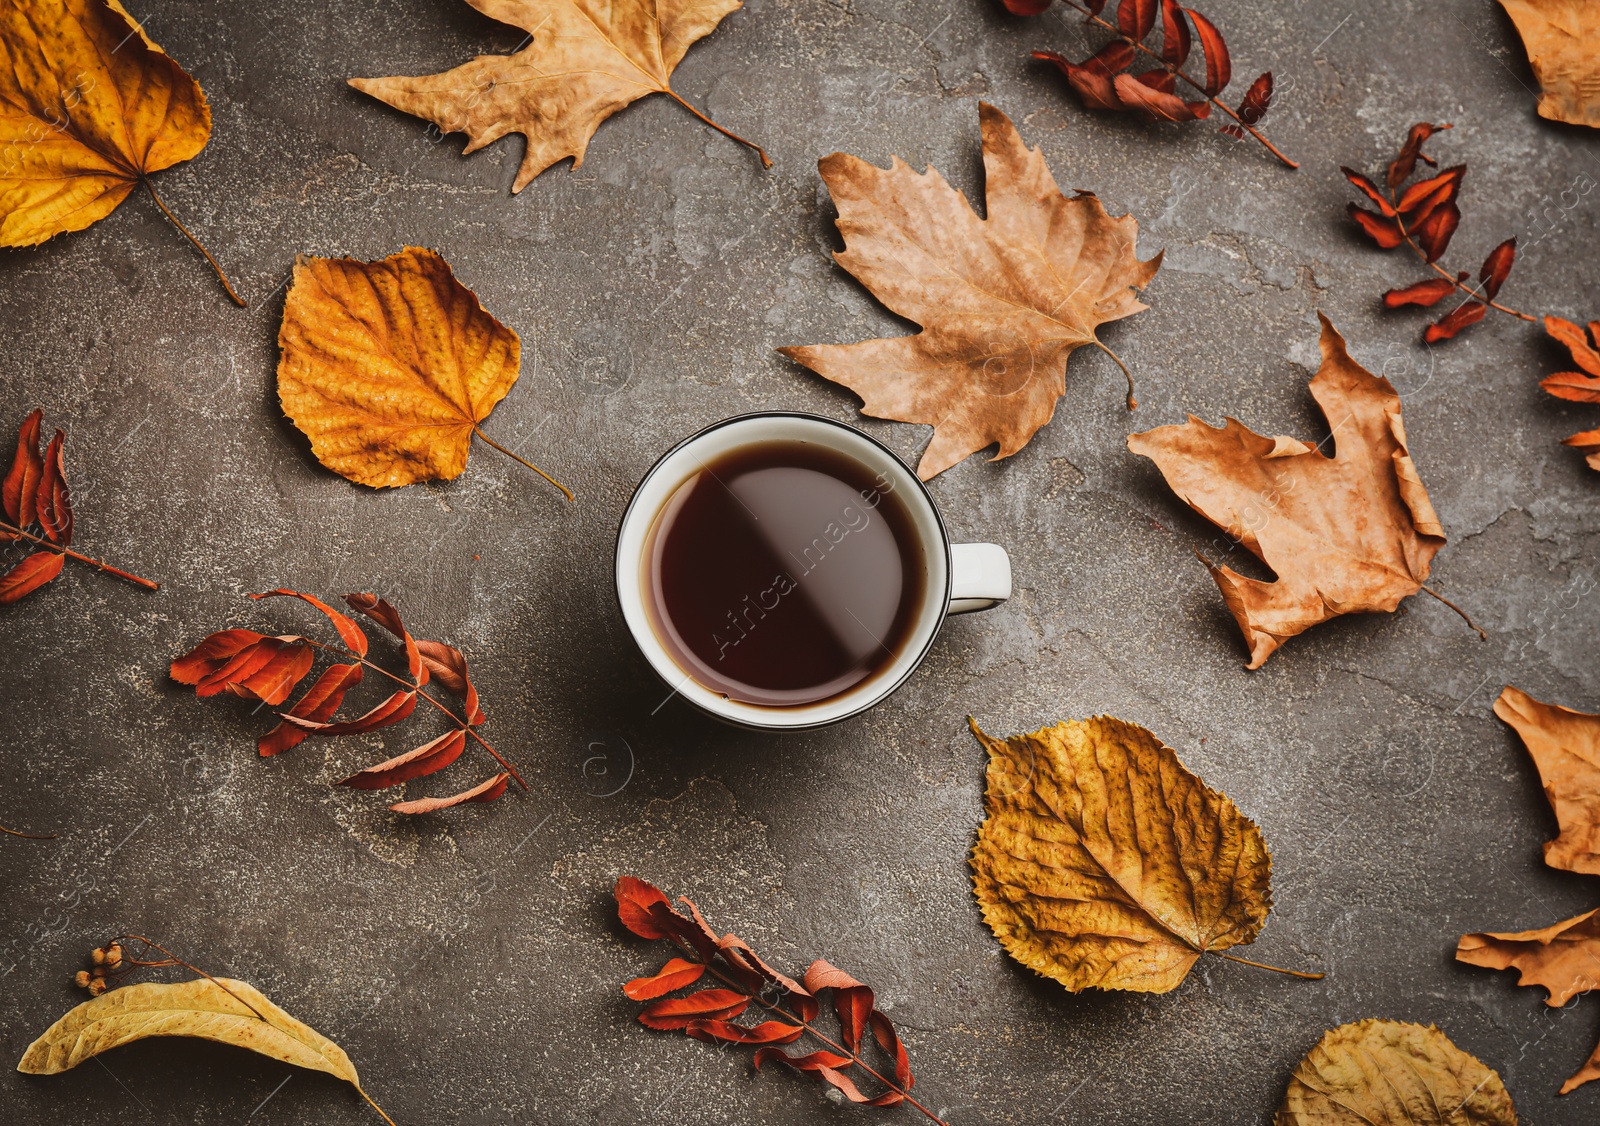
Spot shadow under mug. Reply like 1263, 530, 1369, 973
614, 412, 1012, 730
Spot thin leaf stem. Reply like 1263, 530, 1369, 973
1058, 0, 1299, 168
1386, 189, 1537, 323
300, 638, 529, 790
1419, 584, 1488, 640
1213, 951, 1325, 979
470, 425, 573, 502
0, 823, 56, 839
357, 1086, 400, 1126
662, 88, 773, 169
690, 955, 951, 1125
1091, 339, 1138, 409
140, 179, 247, 307
0, 520, 159, 590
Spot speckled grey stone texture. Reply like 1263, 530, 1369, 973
2, 1, 1598, 1123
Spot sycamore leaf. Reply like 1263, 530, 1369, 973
349, 0, 766, 190
1457, 908, 1600, 1094
1495, 685, 1600, 875
18, 977, 361, 1086
780, 102, 1159, 480
277, 247, 566, 497
1496, 0, 1600, 129
0, 0, 208, 246
969, 715, 1273, 993
1128, 314, 1448, 668
1275, 1019, 1516, 1125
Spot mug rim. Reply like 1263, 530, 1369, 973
613, 410, 952, 731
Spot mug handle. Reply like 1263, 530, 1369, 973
948, 543, 1012, 614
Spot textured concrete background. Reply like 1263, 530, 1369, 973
2, 1, 1598, 1123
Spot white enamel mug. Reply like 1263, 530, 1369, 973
614, 412, 1012, 730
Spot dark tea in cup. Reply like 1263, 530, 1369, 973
641, 440, 926, 707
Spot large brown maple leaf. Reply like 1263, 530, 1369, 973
779, 101, 1161, 481
349, 0, 765, 191
1494, 685, 1600, 875
1128, 314, 1450, 668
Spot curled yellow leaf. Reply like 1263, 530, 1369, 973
969, 715, 1274, 993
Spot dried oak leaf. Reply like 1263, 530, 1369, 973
277, 246, 568, 497
349, 0, 766, 189
969, 715, 1274, 993
1495, 685, 1600, 875
1128, 314, 1449, 669
18, 978, 375, 1097
1275, 1019, 1516, 1125
1458, 908, 1600, 1094
1496, 0, 1600, 129
0, 0, 207, 245
780, 102, 1160, 480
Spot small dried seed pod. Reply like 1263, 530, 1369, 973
104, 944, 124, 969
90, 947, 107, 966
73, 970, 92, 988
87, 977, 108, 996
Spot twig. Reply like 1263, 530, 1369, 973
141, 179, 247, 307
1387, 188, 1537, 324
0, 823, 56, 839
300, 638, 529, 790
1057, 0, 1299, 169
0, 520, 159, 590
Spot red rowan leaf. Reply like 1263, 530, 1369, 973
258, 662, 364, 756
638, 989, 750, 1030
1034, 44, 1133, 111
250, 589, 368, 656
1563, 429, 1600, 471
1118, 0, 1156, 41
1186, 7, 1230, 95
1424, 301, 1487, 343
338, 729, 467, 789
1236, 71, 1272, 124
1388, 122, 1450, 189
1158, 0, 1190, 67
999, 0, 1053, 12
1396, 165, 1464, 218
1478, 238, 1516, 300
1085, 0, 1108, 11
623, 957, 705, 1001
761, 1053, 904, 1108
1133, 67, 1176, 93
870, 1010, 913, 1090
345, 591, 427, 684
280, 687, 416, 735
1383, 278, 1460, 308
171, 630, 268, 685
415, 639, 485, 724
1414, 202, 1460, 262
615, 877, 675, 939
35, 431, 71, 545
753, 1047, 854, 1072
193, 636, 312, 703
1545, 316, 1600, 376
1219, 123, 1244, 138
1114, 71, 1209, 120
1347, 204, 1405, 248
1341, 167, 1398, 217
389, 771, 509, 814
804, 960, 874, 1052
0, 550, 64, 604
1543, 372, 1600, 402
685, 1019, 805, 1045
2, 409, 43, 528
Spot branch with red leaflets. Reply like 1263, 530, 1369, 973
1342, 122, 1537, 343
0, 410, 159, 604
615, 877, 942, 1123
171, 589, 522, 814
1541, 317, 1600, 473
999, 0, 1295, 168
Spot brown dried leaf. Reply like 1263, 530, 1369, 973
1496, 0, 1600, 129
970, 715, 1273, 992
1128, 315, 1447, 667
779, 103, 1160, 479
1275, 1019, 1516, 1125
349, 0, 761, 188
1495, 686, 1600, 875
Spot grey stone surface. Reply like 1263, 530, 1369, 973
2, 0, 1598, 1122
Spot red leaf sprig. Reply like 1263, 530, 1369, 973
0, 410, 159, 604
171, 589, 525, 814
999, 0, 1295, 168
615, 877, 939, 1122
1540, 316, 1600, 473
1342, 122, 1538, 343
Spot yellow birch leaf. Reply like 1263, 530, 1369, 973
969, 715, 1274, 993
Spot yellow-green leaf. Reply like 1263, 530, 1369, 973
969, 715, 1273, 993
